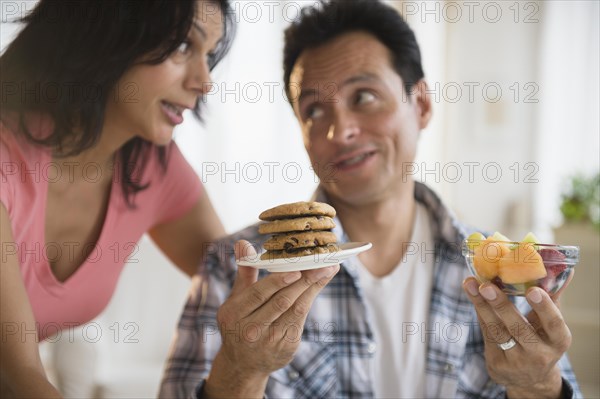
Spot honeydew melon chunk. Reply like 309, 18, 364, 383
505, 282, 537, 294
509, 231, 540, 250
522, 231, 539, 243
468, 232, 486, 241
466, 232, 486, 250
489, 231, 511, 242
519, 231, 540, 250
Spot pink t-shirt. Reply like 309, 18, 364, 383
0, 115, 203, 340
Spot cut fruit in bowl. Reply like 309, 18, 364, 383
462, 231, 579, 296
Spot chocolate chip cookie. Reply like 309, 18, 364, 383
260, 243, 340, 260
259, 201, 336, 221
258, 216, 335, 235
258, 201, 339, 261
263, 231, 338, 251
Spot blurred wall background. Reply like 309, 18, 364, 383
1, 0, 598, 397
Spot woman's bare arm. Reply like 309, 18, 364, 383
0, 203, 62, 398
148, 194, 226, 277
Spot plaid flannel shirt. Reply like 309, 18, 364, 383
159, 182, 580, 398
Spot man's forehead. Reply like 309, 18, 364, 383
291, 32, 392, 88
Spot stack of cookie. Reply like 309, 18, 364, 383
258, 201, 339, 260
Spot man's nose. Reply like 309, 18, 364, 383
327, 111, 360, 143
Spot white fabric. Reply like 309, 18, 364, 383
355, 203, 435, 398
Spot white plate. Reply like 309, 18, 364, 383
237, 242, 372, 272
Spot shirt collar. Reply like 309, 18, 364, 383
311, 181, 468, 250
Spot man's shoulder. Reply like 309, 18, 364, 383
414, 181, 490, 242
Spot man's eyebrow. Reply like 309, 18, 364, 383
298, 88, 319, 104
342, 73, 378, 86
298, 73, 378, 104
193, 22, 207, 39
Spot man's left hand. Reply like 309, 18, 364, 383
463, 276, 573, 399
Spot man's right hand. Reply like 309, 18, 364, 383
203, 240, 339, 398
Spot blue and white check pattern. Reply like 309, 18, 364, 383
159, 182, 580, 398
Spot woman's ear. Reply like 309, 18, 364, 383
411, 79, 433, 130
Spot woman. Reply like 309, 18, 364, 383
0, 0, 234, 396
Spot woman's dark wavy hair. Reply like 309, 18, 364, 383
283, 0, 424, 102
0, 0, 235, 207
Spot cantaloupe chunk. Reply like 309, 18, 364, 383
498, 243, 547, 284
473, 238, 511, 280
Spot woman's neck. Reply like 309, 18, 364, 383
52, 113, 133, 184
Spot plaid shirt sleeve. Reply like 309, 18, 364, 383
157, 267, 227, 398
158, 226, 261, 398
157, 221, 375, 398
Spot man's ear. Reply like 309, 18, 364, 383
411, 79, 433, 130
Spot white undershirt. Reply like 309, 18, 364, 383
355, 203, 435, 398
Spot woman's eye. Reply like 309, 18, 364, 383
207, 52, 217, 68
176, 40, 192, 54
356, 91, 376, 104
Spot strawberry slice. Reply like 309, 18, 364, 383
538, 248, 568, 293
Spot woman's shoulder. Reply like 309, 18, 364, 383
0, 113, 53, 161
144, 140, 193, 182
1, 116, 20, 153
0, 115, 52, 214
136, 140, 203, 224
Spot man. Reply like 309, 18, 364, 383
160, 1, 580, 397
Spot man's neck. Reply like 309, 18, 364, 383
330, 181, 417, 277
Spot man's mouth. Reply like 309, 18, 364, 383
334, 150, 377, 169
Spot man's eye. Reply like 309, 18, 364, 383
356, 91, 376, 104
307, 106, 324, 119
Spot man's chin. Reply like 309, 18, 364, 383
322, 181, 383, 206
322, 177, 412, 207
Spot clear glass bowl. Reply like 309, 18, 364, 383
462, 239, 579, 296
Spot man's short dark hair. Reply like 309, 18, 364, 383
283, 0, 424, 102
